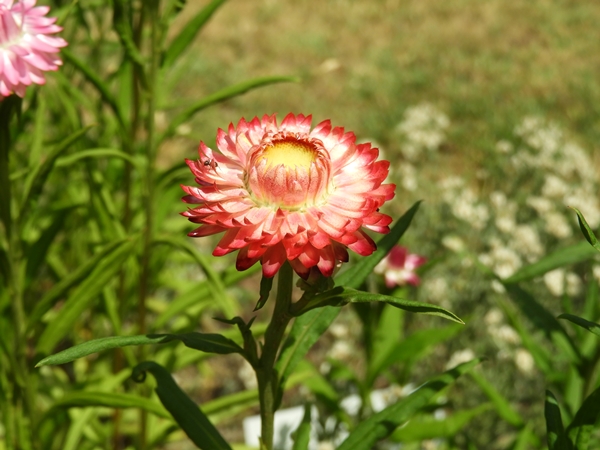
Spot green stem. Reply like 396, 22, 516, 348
0, 96, 35, 449
136, 2, 160, 448
257, 262, 294, 450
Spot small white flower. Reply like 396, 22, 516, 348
494, 325, 521, 345
527, 196, 553, 215
445, 349, 476, 370
542, 175, 569, 199
484, 308, 504, 326
515, 349, 535, 375
495, 140, 513, 154
545, 212, 573, 238
442, 235, 465, 253
544, 268, 565, 296
566, 272, 582, 297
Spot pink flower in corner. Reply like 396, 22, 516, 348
375, 245, 427, 287
0, 0, 67, 98
181, 113, 395, 278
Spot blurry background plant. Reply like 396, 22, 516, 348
1, 0, 600, 449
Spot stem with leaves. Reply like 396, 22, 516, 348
256, 262, 294, 450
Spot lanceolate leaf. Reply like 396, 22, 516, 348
19, 125, 93, 223
390, 403, 493, 441
558, 314, 600, 338
468, 370, 523, 427
61, 49, 125, 128
566, 385, 600, 449
25, 204, 79, 282
28, 239, 129, 331
293, 286, 463, 324
159, 76, 300, 142
153, 236, 237, 317
162, 0, 227, 68
545, 390, 572, 450
291, 404, 312, 450
36, 332, 243, 367
36, 239, 136, 354
132, 361, 232, 450
503, 241, 597, 284
504, 284, 580, 364
55, 148, 139, 168
337, 359, 480, 450
571, 207, 600, 253
50, 392, 170, 418
276, 201, 422, 387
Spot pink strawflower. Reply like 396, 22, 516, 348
0, 0, 67, 98
375, 245, 427, 287
182, 113, 395, 278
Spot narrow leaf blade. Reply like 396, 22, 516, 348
337, 359, 480, 450
162, 0, 227, 68
571, 206, 600, 252
36, 332, 242, 367
132, 361, 232, 450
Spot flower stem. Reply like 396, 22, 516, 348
257, 262, 294, 450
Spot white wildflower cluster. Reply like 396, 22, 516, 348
479, 238, 522, 279
439, 176, 490, 230
484, 309, 535, 375
509, 116, 600, 230
543, 268, 582, 297
396, 103, 450, 161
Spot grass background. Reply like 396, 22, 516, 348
161, 0, 600, 181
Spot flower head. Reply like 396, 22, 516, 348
374, 245, 426, 287
182, 113, 395, 278
0, 0, 67, 98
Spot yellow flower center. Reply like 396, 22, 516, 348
261, 139, 317, 170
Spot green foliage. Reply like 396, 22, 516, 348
132, 361, 232, 450
337, 359, 481, 449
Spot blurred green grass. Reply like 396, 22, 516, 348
161, 0, 600, 178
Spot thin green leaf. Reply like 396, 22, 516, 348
25, 205, 79, 282
566, 385, 600, 449
159, 76, 300, 142
292, 404, 312, 450
27, 239, 128, 330
55, 148, 139, 167
571, 207, 600, 253
19, 125, 93, 222
132, 361, 232, 450
370, 324, 464, 386
61, 49, 125, 128
545, 390, 572, 450
0, 96, 20, 238
36, 332, 242, 367
36, 239, 136, 354
276, 201, 422, 387
112, 0, 146, 68
390, 403, 493, 441
153, 264, 260, 330
50, 391, 169, 418
504, 242, 597, 284
162, 0, 227, 68
293, 286, 464, 324
337, 359, 480, 450
505, 284, 580, 364
153, 236, 237, 317
559, 314, 600, 338
468, 370, 523, 426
